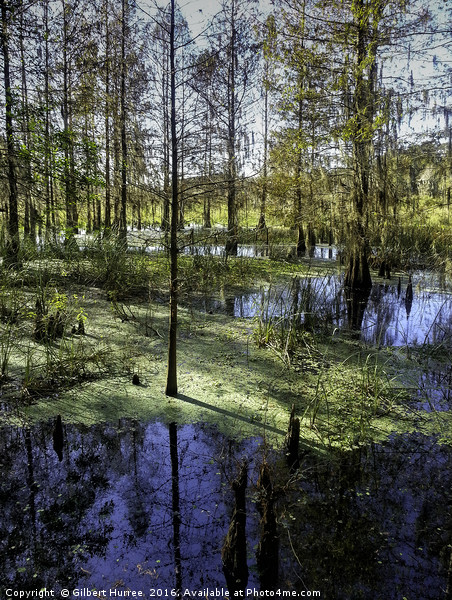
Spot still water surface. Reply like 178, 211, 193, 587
1, 420, 450, 599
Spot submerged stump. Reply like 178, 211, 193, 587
52, 414, 64, 461
222, 461, 249, 594
256, 460, 279, 590
285, 404, 300, 470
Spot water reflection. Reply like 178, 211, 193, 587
212, 273, 452, 348
416, 363, 452, 412
52, 414, 64, 461
0, 420, 261, 593
345, 286, 372, 335
0, 420, 450, 599
66, 230, 338, 262
169, 422, 182, 594
293, 434, 452, 599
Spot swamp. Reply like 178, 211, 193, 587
1, 231, 451, 598
1, 0, 451, 597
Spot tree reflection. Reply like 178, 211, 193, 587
52, 415, 64, 461
0, 420, 450, 598
222, 461, 249, 594
169, 421, 182, 595
345, 286, 371, 334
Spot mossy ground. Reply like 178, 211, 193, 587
1, 250, 450, 451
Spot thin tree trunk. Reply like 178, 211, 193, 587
62, 0, 76, 241
104, 0, 111, 230
165, 0, 178, 397
20, 4, 33, 241
119, 0, 128, 242
43, 0, 53, 240
161, 48, 170, 231
257, 81, 268, 231
295, 4, 307, 257
203, 108, 212, 228
225, 1, 238, 257
295, 95, 306, 257
1, 0, 20, 263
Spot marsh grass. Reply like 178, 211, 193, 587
0, 259, 113, 402
252, 274, 339, 365
21, 336, 109, 399
250, 274, 421, 450
0, 230, 450, 449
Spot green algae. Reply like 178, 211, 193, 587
1, 254, 450, 450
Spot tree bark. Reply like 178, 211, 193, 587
1, 0, 20, 263
344, 0, 382, 291
258, 80, 268, 231
165, 0, 178, 397
119, 0, 128, 242
104, 0, 111, 230
225, 0, 238, 257
62, 0, 77, 241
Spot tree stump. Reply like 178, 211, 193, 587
52, 414, 64, 461
256, 460, 279, 590
285, 404, 300, 470
222, 461, 249, 594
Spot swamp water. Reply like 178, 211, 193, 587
207, 271, 452, 349
0, 420, 451, 599
196, 270, 452, 414
2, 244, 452, 597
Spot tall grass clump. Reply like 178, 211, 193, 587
252, 278, 320, 365
75, 234, 153, 297
252, 275, 342, 364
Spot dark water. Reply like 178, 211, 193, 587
1, 419, 451, 599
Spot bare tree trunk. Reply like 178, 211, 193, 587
62, 0, 77, 242
1, 0, 20, 263
104, 0, 111, 230
119, 0, 128, 242
161, 47, 170, 231
42, 0, 54, 240
203, 107, 212, 228
225, 1, 238, 257
19, 4, 34, 242
165, 0, 178, 397
257, 80, 268, 231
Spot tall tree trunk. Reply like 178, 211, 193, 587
345, 0, 380, 291
165, 0, 178, 397
295, 97, 306, 257
62, 0, 76, 241
257, 79, 268, 231
295, 4, 307, 257
203, 107, 212, 228
104, 0, 111, 230
43, 0, 53, 240
20, 4, 33, 242
1, 0, 20, 263
161, 47, 170, 232
113, 88, 121, 228
225, 1, 238, 257
119, 0, 128, 242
